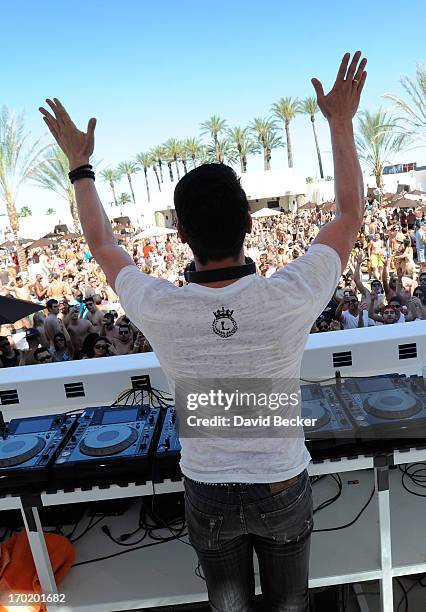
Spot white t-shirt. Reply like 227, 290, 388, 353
341, 309, 376, 329
115, 243, 341, 483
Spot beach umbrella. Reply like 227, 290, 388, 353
0, 296, 44, 325
382, 197, 423, 209
298, 201, 317, 211
133, 226, 178, 239
27, 237, 56, 249
251, 208, 282, 218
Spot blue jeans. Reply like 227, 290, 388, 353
418, 248, 425, 263
184, 470, 313, 612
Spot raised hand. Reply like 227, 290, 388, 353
311, 51, 367, 125
38, 98, 96, 170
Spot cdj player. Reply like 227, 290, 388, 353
52, 404, 161, 487
0, 413, 78, 494
336, 375, 426, 444
153, 406, 181, 482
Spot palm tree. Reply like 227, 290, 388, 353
301, 97, 324, 179
355, 109, 409, 188
135, 153, 151, 203
100, 168, 121, 206
46, 207, 55, 215
117, 192, 131, 206
148, 152, 161, 191
200, 115, 227, 162
184, 137, 203, 168
250, 118, 283, 170
31, 146, 80, 231
205, 138, 238, 165
19, 206, 32, 217
117, 161, 139, 204
227, 126, 258, 173
383, 63, 426, 140
180, 141, 189, 174
0, 107, 46, 270
271, 97, 300, 168
163, 139, 181, 181
150, 146, 165, 183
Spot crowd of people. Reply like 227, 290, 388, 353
0, 195, 425, 368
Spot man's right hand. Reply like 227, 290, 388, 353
311, 51, 367, 125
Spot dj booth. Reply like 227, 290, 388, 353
0, 321, 426, 612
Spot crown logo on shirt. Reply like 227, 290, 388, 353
213, 307, 234, 320
212, 307, 238, 338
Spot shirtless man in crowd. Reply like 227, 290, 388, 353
65, 306, 95, 356
32, 274, 48, 302
100, 312, 120, 342
44, 299, 65, 348
84, 296, 105, 332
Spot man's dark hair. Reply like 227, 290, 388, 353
84, 297, 94, 304
46, 299, 58, 311
174, 163, 249, 264
104, 312, 114, 322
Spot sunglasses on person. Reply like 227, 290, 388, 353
94, 343, 108, 350
119, 330, 129, 335
347, 299, 358, 305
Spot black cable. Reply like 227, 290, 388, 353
396, 577, 409, 612
72, 532, 184, 567
313, 485, 374, 533
70, 515, 105, 543
313, 474, 342, 514
399, 463, 426, 498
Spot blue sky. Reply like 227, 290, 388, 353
2, 0, 426, 216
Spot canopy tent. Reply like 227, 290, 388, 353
133, 226, 178, 239
251, 208, 282, 218
410, 189, 426, 196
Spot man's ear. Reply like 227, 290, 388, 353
246, 213, 252, 235
177, 221, 187, 244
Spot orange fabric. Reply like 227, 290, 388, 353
143, 244, 153, 259
0, 529, 75, 599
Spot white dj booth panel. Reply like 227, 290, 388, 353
302, 321, 426, 379
0, 322, 425, 422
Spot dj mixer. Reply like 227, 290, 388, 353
153, 406, 181, 482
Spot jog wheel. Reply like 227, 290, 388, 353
364, 390, 421, 420
302, 402, 331, 431
0, 435, 46, 467
80, 425, 138, 456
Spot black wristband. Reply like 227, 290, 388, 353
68, 164, 93, 179
70, 170, 95, 184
